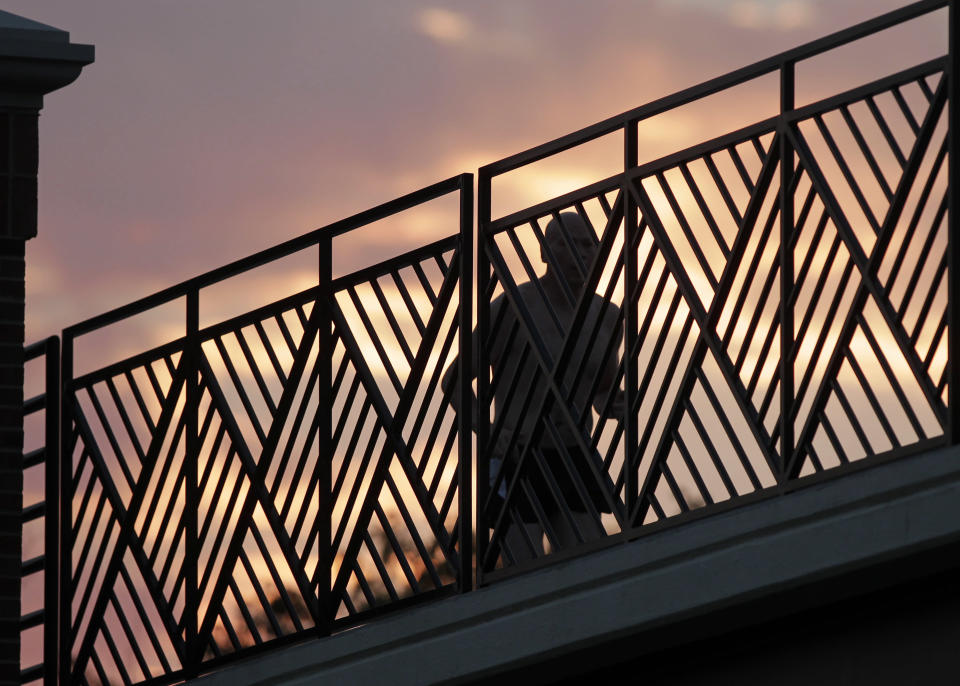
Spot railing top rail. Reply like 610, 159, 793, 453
24, 336, 57, 361
479, 0, 946, 179
63, 173, 471, 339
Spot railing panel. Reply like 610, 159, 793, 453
329, 239, 464, 623
67, 339, 190, 683
786, 62, 949, 477
479, 185, 628, 571
478, 11, 949, 578
58, 176, 471, 685
628, 126, 783, 525
193, 289, 321, 661
477, 126, 788, 577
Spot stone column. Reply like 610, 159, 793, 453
0, 12, 92, 685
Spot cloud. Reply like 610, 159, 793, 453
416, 7, 471, 45
727, 0, 815, 31
663, 0, 815, 31
414, 5, 534, 59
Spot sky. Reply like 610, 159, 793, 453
6, 0, 943, 345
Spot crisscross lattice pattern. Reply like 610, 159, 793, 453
329, 241, 464, 620
478, 60, 949, 575
787, 67, 948, 475
64, 233, 466, 684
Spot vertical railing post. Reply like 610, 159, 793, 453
57, 334, 73, 686
317, 235, 333, 636
948, 0, 960, 444
475, 169, 491, 585
42, 337, 59, 686
184, 291, 199, 676
779, 60, 796, 482
623, 119, 638, 524
457, 174, 474, 593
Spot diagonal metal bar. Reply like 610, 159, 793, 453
866, 95, 907, 168
813, 113, 882, 235
886, 139, 948, 301
104, 375, 148, 464
703, 153, 744, 226
892, 85, 921, 134
843, 343, 899, 446
840, 104, 894, 200
655, 172, 720, 290
211, 334, 268, 445
903, 197, 949, 340
346, 285, 405, 395
390, 269, 428, 334
82, 384, 137, 489
234, 326, 278, 416
907, 255, 948, 349
695, 365, 764, 490
683, 395, 738, 497
370, 278, 416, 366
680, 161, 731, 257
253, 320, 288, 385
728, 143, 756, 195
785, 248, 856, 448
857, 311, 925, 437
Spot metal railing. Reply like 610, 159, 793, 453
53, 175, 472, 684
476, 0, 955, 577
19, 0, 957, 682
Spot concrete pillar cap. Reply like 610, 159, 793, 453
0, 10, 93, 109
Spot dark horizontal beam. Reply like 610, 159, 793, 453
22, 392, 45, 415
19, 609, 43, 630
19, 664, 43, 683
22, 447, 44, 469
21, 555, 44, 576
21, 501, 44, 523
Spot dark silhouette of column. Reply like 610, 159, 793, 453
0, 11, 91, 685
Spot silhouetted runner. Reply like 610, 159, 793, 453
445, 211, 624, 562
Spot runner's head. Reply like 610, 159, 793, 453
541, 212, 598, 290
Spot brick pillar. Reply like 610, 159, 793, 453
0, 12, 92, 685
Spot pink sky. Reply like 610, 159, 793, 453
4, 0, 943, 343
